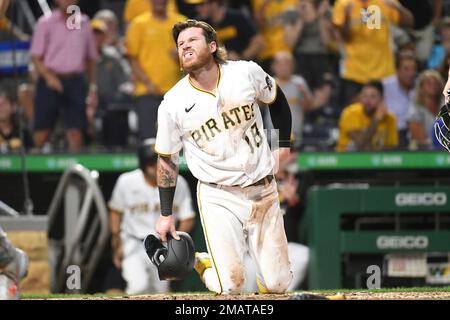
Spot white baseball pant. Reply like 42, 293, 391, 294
196, 179, 292, 294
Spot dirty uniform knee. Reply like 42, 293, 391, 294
221, 282, 245, 295
265, 272, 293, 293
265, 281, 289, 294
219, 264, 245, 294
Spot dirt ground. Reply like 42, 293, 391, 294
33, 291, 450, 300
123, 292, 450, 300
7, 231, 50, 295
338, 291, 450, 300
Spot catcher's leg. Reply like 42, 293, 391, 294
246, 181, 292, 293
196, 182, 247, 294
0, 227, 28, 300
0, 227, 15, 267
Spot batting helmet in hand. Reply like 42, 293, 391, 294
143, 232, 195, 280
434, 103, 450, 152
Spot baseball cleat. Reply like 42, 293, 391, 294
194, 252, 211, 277
0, 248, 29, 300
256, 277, 269, 294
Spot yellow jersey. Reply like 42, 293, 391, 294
125, 11, 186, 96
124, 0, 179, 24
252, 0, 297, 61
336, 102, 398, 151
0, 17, 9, 31
332, 0, 399, 84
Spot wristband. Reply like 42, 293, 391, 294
159, 186, 176, 216
279, 140, 292, 148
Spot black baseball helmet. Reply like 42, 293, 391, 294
143, 232, 195, 280
138, 138, 158, 172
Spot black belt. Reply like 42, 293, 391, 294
209, 175, 274, 188
251, 175, 274, 187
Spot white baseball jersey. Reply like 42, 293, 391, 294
155, 60, 277, 187
108, 169, 195, 239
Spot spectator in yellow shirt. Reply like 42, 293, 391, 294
123, 0, 178, 26
252, 0, 297, 72
125, 0, 186, 140
336, 80, 398, 152
332, 0, 413, 109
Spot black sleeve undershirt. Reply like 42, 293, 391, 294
268, 85, 292, 148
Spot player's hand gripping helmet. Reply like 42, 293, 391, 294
143, 232, 195, 280
434, 102, 450, 152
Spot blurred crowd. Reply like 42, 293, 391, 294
0, 0, 449, 154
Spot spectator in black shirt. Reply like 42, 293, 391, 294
192, 0, 264, 61
397, 0, 442, 68
91, 19, 130, 148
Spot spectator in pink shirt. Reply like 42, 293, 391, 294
30, 0, 98, 152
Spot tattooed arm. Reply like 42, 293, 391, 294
156, 154, 181, 241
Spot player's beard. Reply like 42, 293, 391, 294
181, 48, 214, 73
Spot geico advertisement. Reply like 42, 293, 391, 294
395, 192, 447, 207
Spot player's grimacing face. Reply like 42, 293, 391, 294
177, 27, 216, 72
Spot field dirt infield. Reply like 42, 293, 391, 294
32, 291, 450, 300
336, 291, 450, 300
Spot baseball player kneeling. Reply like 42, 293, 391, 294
154, 20, 294, 294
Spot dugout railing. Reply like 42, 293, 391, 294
46, 164, 110, 293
